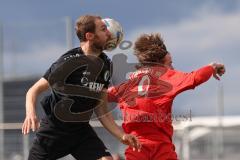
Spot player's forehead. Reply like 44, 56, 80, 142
95, 18, 107, 30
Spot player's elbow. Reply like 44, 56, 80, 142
26, 78, 49, 97
194, 72, 212, 86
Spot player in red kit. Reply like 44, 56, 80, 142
108, 33, 225, 160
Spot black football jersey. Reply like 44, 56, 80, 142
41, 47, 112, 129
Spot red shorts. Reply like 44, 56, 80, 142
125, 141, 178, 160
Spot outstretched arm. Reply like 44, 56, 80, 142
22, 78, 49, 134
173, 62, 226, 95
95, 90, 141, 151
194, 62, 226, 85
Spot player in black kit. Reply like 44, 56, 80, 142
22, 15, 141, 160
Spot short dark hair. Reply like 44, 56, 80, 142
75, 15, 101, 42
134, 33, 168, 65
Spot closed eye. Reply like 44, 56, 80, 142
101, 25, 107, 32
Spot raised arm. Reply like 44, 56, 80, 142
22, 78, 49, 135
193, 62, 225, 85
172, 62, 226, 96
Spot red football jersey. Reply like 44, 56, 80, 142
108, 65, 214, 143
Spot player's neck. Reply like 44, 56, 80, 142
80, 42, 102, 57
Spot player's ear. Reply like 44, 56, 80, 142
85, 32, 94, 41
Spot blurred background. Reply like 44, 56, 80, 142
0, 0, 240, 159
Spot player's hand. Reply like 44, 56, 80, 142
22, 112, 40, 135
209, 62, 226, 80
121, 134, 141, 152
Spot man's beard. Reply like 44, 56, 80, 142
92, 40, 104, 51
91, 35, 107, 52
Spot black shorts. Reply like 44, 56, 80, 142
28, 120, 111, 160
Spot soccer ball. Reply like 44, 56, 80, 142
102, 18, 124, 51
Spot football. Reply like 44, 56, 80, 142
102, 18, 124, 51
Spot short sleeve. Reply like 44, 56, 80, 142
43, 67, 51, 80
42, 61, 58, 81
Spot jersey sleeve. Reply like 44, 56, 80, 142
172, 65, 214, 95
42, 53, 65, 81
43, 67, 51, 80
42, 61, 58, 81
